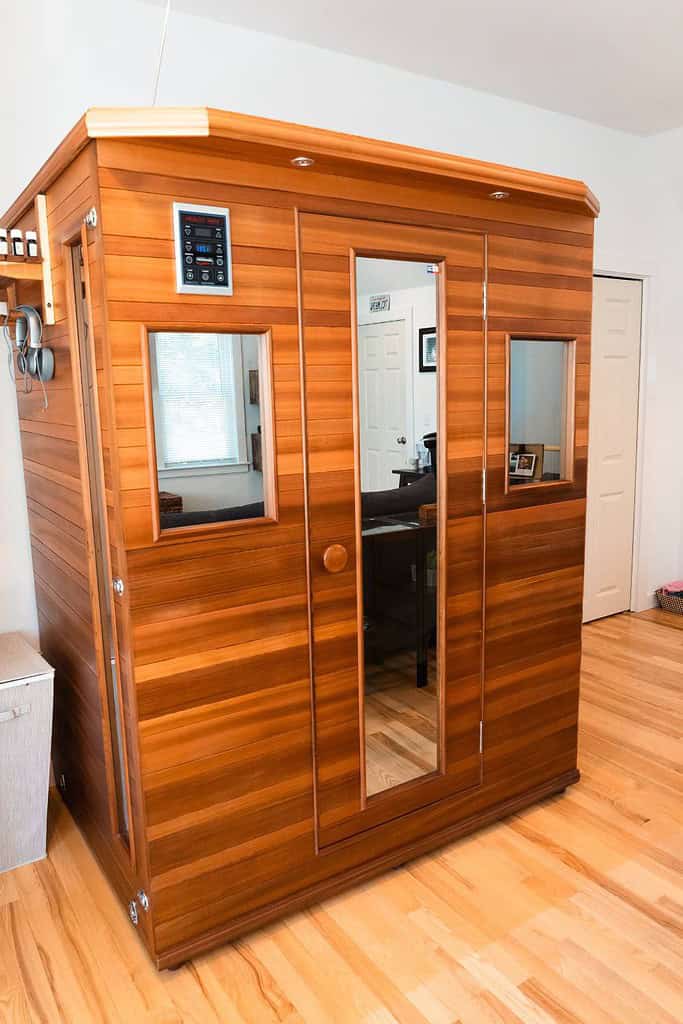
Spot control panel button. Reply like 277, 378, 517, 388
216, 257, 224, 267
185, 254, 193, 265
185, 269, 195, 281
216, 271, 226, 284
200, 270, 212, 283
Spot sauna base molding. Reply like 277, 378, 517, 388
154, 770, 579, 970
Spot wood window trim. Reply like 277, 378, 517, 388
141, 324, 279, 544
504, 332, 577, 496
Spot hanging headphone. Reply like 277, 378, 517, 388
15, 305, 54, 383
3, 304, 54, 408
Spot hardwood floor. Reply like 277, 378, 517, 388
365, 653, 438, 796
636, 606, 683, 631
1, 610, 681, 1023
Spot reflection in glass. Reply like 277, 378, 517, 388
149, 332, 270, 530
508, 338, 571, 487
355, 257, 440, 797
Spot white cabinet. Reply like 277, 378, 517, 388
0, 633, 54, 873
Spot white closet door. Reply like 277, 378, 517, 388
358, 319, 410, 491
583, 277, 642, 622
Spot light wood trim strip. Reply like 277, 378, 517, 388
35, 194, 55, 325
85, 107, 210, 139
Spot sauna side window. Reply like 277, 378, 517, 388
147, 331, 276, 533
507, 336, 575, 489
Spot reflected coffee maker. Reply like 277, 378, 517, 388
422, 431, 437, 477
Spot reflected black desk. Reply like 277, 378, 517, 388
391, 467, 431, 488
361, 513, 436, 687
509, 471, 561, 486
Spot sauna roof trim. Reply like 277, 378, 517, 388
3, 106, 599, 226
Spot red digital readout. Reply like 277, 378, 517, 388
183, 214, 222, 225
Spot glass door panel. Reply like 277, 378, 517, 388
355, 257, 440, 797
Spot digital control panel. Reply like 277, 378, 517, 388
172, 202, 233, 296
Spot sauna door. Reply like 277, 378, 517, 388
299, 213, 485, 847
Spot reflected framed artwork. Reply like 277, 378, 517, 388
419, 327, 437, 372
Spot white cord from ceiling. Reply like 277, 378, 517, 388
152, 0, 172, 106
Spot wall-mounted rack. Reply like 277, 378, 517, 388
0, 195, 54, 324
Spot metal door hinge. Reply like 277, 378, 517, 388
112, 577, 125, 597
137, 889, 150, 913
482, 281, 488, 321
84, 207, 98, 229
128, 899, 139, 926
479, 721, 484, 754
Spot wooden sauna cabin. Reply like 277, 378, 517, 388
2, 107, 598, 968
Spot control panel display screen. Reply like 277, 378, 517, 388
173, 203, 233, 295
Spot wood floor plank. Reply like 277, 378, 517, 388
0, 610, 681, 1022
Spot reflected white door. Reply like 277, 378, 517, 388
583, 277, 642, 622
358, 319, 411, 491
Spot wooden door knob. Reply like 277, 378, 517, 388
322, 544, 348, 574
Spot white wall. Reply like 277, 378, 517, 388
631, 125, 683, 603
1, 0, 679, 632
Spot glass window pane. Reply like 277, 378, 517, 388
148, 331, 272, 530
508, 338, 572, 487
355, 257, 441, 798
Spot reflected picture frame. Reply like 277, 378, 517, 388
419, 327, 437, 372
515, 452, 537, 478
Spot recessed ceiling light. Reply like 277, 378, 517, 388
291, 155, 315, 168
489, 190, 510, 200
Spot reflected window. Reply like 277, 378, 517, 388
148, 331, 273, 530
355, 256, 441, 797
508, 337, 574, 488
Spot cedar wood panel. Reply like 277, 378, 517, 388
8, 143, 152, 952
9, 127, 594, 966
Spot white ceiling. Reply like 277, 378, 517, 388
357, 258, 436, 296
149, 0, 683, 135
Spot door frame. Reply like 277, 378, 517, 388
62, 221, 136, 870
298, 210, 486, 849
589, 266, 650, 614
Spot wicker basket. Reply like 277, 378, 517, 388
158, 490, 183, 514
656, 588, 683, 615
